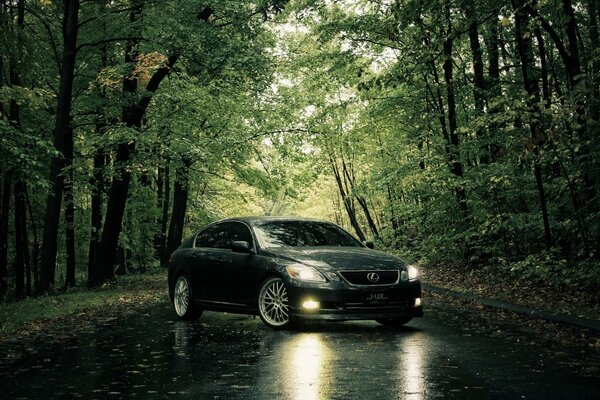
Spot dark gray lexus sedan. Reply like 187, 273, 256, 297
168, 216, 423, 329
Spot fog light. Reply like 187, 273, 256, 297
414, 298, 422, 307
302, 300, 320, 310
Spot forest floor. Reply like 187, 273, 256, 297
421, 264, 600, 321
0, 266, 599, 353
422, 264, 600, 351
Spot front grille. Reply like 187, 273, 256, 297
339, 270, 399, 285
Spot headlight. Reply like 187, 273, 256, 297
408, 265, 418, 280
286, 264, 326, 282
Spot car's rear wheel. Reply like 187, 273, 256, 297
376, 317, 412, 327
258, 276, 291, 329
174, 274, 201, 320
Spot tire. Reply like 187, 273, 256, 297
173, 274, 201, 320
376, 317, 412, 327
258, 276, 292, 329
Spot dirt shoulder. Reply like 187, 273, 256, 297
421, 263, 600, 350
420, 264, 600, 321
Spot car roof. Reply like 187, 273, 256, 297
218, 216, 331, 225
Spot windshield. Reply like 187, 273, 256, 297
254, 220, 363, 248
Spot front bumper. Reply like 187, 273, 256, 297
286, 280, 423, 321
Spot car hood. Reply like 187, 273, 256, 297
261, 246, 404, 272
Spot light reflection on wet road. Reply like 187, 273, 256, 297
1, 296, 599, 399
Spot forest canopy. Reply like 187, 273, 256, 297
1, 0, 599, 299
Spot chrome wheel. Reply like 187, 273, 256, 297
258, 277, 290, 328
174, 275, 199, 320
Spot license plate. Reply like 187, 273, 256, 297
366, 292, 389, 303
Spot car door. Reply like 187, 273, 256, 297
188, 223, 231, 301
215, 222, 258, 305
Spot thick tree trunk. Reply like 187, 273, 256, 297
95, 141, 134, 283
7, 0, 29, 297
91, 53, 180, 286
562, 0, 582, 85
87, 142, 105, 283
87, 18, 110, 284
39, 0, 80, 293
88, 1, 142, 287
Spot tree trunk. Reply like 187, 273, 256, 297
527, 1, 594, 199
87, 14, 110, 285
166, 159, 191, 259
14, 181, 29, 299
341, 159, 379, 237
25, 189, 40, 293
87, 140, 106, 284
156, 161, 171, 267
466, 1, 488, 164
513, 0, 553, 250
0, 176, 11, 296
443, 0, 468, 212
330, 157, 366, 241
587, 0, 599, 190
484, 19, 502, 160
534, 27, 551, 108
0, 5, 6, 297
64, 148, 75, 288
39, 0, 80, 293
91, 52, 180, 286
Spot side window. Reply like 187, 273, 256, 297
194, 222, 253, 249
194, 224, 230, 249
229, 222, 254, 246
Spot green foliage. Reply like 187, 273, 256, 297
2, 0, 600, 299
269, 0, 600, 291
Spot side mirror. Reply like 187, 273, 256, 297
232, 240, 254, 254
363, 241, 375, 249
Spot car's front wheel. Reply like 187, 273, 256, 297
258, 276, 291, 329
376, 317, 412, 327
173, 274, 201, 320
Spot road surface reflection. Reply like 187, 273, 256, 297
253, 322, 425, 399
1, 304, 600, 399
398, 332, 426, 400
287, 334, 329, 400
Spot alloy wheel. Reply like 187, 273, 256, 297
258, 277, 290, 328
174, 276, 191, 317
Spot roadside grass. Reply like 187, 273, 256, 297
0, 272, 167, 338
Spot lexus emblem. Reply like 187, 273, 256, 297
366, 272, 380, 283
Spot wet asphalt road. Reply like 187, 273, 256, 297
1, 296, 599, 399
